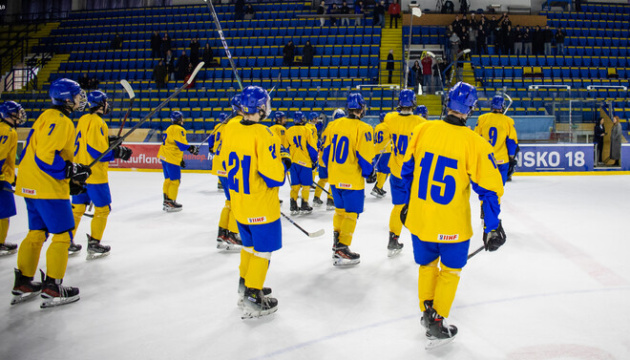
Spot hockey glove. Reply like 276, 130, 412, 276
180, 160, 186, 169
281, 151, 292, 170
114, 146, 133, 161
483, 220, 506, 252
188, 145, 199, 155
65, 162, 91, 184
69, 181, 87, 196
366, 170, 377, 184
108, 135, 121, 146
400, 203, 409, 225
508, 156, 517, 176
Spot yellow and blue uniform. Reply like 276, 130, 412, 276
285, 123, 318, 202
219, 119, 286, 290
314, 125, 333, 202
0, 121, 18, 244
475, 112, 518, 184
401, 117, 504, 317
71, 113, 114, 241
384, 111, 426, 237
157, 123, 189, 201
269, 123, 289, 153
322, 116, 375, 246
15, 108, 77, 279
373, 121, 391, 189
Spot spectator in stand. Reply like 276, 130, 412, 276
340, 1, 350, 26
468, 23, 477, 55
476, 24, 487, 55
460, 28, 470, 53
355, 1, 364, 26
421, 54, 434, 93
504, 25, 514, 55
151, 31, 162, 58
184, 63, 196, 89
161, 33, 172, 57
449, 31, 460, 61
544, 25, 554, 55
412, 60, 421, 90
165, 49, 175, 81
374, 1, 385, 27
594, 117, 606, 165
452, 14, 463, 37
513, 25, 523, 56
78, 73, 91, 90
302, 41, 314, 66
111, 33, 122, 50
202, 43, 214, 67
190, 38, 200, 66
387, 49, 394, 83
154, 60, 167, 89
235, 0, 245, 20
555, 28, 566, 55
610, 116, 622, 166
532, 25, 542, 55
244, 4, 255, 20
523, 27, 532, 55
318, 1, 326, 27
283, 40, 295, 66
177, 50, 190, 81
388, 0, 401, 29
329, 4, 339, 26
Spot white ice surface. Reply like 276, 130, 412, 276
2, 171, 630, 360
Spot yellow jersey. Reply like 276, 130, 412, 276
269, 123, 289, 152
157, 124, 189, 166
16, 108, 76, 200
0, 121, 17, 185
373, 121, 391, 154
384, 112, 426, 178
475, 112, 518, 165
401, 118, 504, 243
305, 122, 318, 142
211, 116, 242, 177
73, 113, 112, 184
322, 117, 375, 190
285, 124, 318, 168
220, 119, 285, 225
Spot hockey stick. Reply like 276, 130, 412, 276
312, 180, 330, 195
280, 212, 325, 238
203, 0, 244, 91
117, 79, 136, 136
502, 93, 513, 115
88, 62, 204, 168
467, 245, 484, 259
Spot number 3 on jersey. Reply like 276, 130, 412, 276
227, 152, 251, 194
417, 152, 458, 205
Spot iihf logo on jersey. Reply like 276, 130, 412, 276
438, 234, 459, 241
248, 216, 267, 224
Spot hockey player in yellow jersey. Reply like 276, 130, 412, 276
313, 109, 344, 210
208, 98, 244, 251
322, 93, 376, 266
157, 111, 199, 212
475, 95, 518, 185
269, 111, 289, 152
12, 78, 92, 307
400, 82, 505, 348
0, 101, 26, 257
218, 85, 290, 318
285, 111, 318, 215
371, 112, 391, 199
383, 89, 427, 257
71, 91, 132, 260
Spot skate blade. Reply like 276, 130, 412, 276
216, 241, 227, 249
40, 295, 80, 309
370, 190, 381, 198
10, 291, 41, 305
241, 306, 278, 319
387, 248, 403, 257
290, 211, 299, 216
425, 336, 455, 350
223, 244, 242, 252
68, 250, 81, 256
86, 251, 110, 261
299, 210, 312, 215
313, 202, 323, 207
326, 206, 335, 211
0, 249, 18, 256
163, 207, 183, 213
333, 258, 360, 267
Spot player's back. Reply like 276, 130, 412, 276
158, 123, 187, 165
475, 112, 517, 164
324, 117, 374, 190
0, 121, 17, 184
384, 112, 426, 177
286, 124, 316, 167
373, 121, 391, 154
74, 113, 110, 184
269, 123, 289, 151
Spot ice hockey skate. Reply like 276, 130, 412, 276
216, 227, 229, 249
300, 200, 313, 215
237, 277, 272, 309
312, 197, 323, 207
370, 186, 386, 198
387, 232, 404, 257
0, 242, 17, 256
68, 241, 82, 256
86, 235, 111, 260
241, 287, 278, 319
11, 269, 42, 305
332, 240, 360, 266
422, 301, 457, 350
289, 199, 299, 215
326, 198, 335, 210
222, 231, 242, 252
40, 271, 80, 308
163, 197, 182, 212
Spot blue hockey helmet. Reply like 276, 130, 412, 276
274, 111, 286, 123
347, 93, 366, 110
447, 82, 478, 116
231, 94, 242, 113
415, 105, 428, 118
241, 86, 271, 119
490, 95, 505, 110
0, 101, 26, 126
293, 111, 305, 124
398, 89, 417, 108
379, 112, 387, 122
217, 113, 229, 123
171, 111, 184, 123
332, 108, 346, 120
87, 90, 110, 114
309, 111, 319, 121
49, 78, 87, 111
